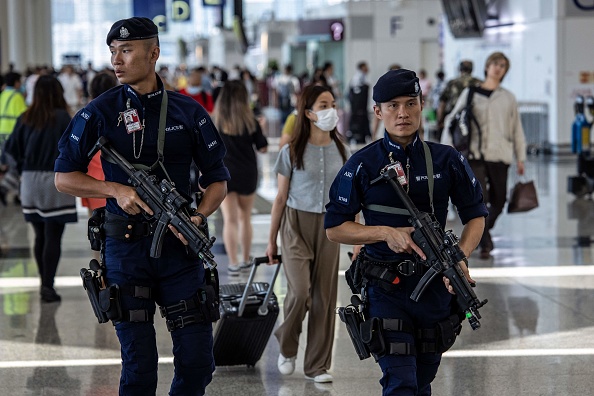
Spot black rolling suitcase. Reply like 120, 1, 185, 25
213, 255, 282, 367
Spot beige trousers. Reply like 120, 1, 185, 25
275, 207, 340, 377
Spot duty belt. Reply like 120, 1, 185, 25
363, 254, 424, 278
103, 211, 152, 241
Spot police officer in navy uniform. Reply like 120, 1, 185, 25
325, 69, 487, 395
54, 17, 229, 395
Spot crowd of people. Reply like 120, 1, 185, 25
0, 15, 526, 395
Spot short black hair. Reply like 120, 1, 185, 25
89, 71, 117, 99
459, 60, 473, 74
3, 72, 21, 87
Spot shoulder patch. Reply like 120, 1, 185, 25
69, 110, 91, 144
459, 153, 477, 187
197, 117, 219, 151
336, 165, 357, 205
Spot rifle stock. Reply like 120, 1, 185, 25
375, 167, 488, 330
88, 137, 217, 269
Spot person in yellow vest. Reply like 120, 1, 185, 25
0, 72, 27, 205
0, 72, 27, 138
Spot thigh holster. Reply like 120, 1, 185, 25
115, 284, 155, 324
416, 314, 462, 354
360, 317, 416, 361
159, 284, 220, 332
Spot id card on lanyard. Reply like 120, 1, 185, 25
123, 108, 142, 134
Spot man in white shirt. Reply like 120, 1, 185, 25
57, 65, 83, 116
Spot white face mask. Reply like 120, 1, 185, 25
312, 108, 339, 131
187, 86, 202, 95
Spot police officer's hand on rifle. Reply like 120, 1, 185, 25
110, 183, 153, 216
169, 215, 203, 246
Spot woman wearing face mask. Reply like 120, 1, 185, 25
265, 84, 349, 383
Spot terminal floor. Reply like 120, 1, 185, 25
1, 150, 594, 396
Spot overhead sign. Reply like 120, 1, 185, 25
298, 19, 345, 41
172, 0, 191, 22
202, 0, 226, 6
133, 0, 167, 32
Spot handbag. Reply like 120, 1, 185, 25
507, 180, 539, 213
449, 87, 481, 159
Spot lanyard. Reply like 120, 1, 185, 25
105, 89, 172, 183
364, 140, 434, 216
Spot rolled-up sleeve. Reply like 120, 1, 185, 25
324, 160, 361, 229
55, 108, 98, 174
449, 151, 488, 224
193, 114, 230, 188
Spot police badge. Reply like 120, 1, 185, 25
119, 26, 130, 39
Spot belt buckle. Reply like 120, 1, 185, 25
396, 260, 417, 276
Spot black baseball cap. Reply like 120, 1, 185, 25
106, 17, 158, 46
372, 69, 421, 103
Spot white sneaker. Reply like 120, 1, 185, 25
228, 264, 241, 276
277, 354, 296, 375
305, 373, 333, 383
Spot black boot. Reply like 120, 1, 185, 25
40, 286, 62, 303
0, 186, 7, 206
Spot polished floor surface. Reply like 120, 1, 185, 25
1, 143, 594, 396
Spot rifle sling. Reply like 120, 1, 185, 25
364, 140, 434, 215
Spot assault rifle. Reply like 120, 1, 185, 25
371, 166, 488, 330
88, 136, 217, 269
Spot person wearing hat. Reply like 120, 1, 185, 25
324, 69, 487, 395
54, 17, 230, 395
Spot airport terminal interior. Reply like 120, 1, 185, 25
1, 137, 594, 395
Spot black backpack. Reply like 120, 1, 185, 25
277, 80, 294, 111
448, 87, 483, 159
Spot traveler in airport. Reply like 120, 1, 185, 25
213, 80, 268, 275
443, 52, 526, 259
3, 75, 77, 303
266, 84, 350, 384
437, 60, 481, 139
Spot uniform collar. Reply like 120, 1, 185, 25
382, 131, 421, 154
123, 74, 165, 106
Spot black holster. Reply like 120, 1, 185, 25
80, 259, 122, 323
199, 282, 220, 323
337, 304, 371, 360
345, 251, 366, 294
360, 317, 386, 357
436, 314, 462, 353
88, 207, 106, 252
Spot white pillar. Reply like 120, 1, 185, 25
29, 0, 53, 67
0, 0, 9, 72
7, 0, 27, 72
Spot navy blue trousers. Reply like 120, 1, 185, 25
366, 275, 453, 396
105, 234, 214, 396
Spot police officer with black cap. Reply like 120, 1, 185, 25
325, 69, 487, 395
55, 17, 229, 395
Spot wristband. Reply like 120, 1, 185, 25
194, 212, 207, 225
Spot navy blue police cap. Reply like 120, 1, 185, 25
106, 17, 158, 46
372, 69, 421, 103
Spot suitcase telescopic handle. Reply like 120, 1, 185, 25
238, 255, 282, 317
